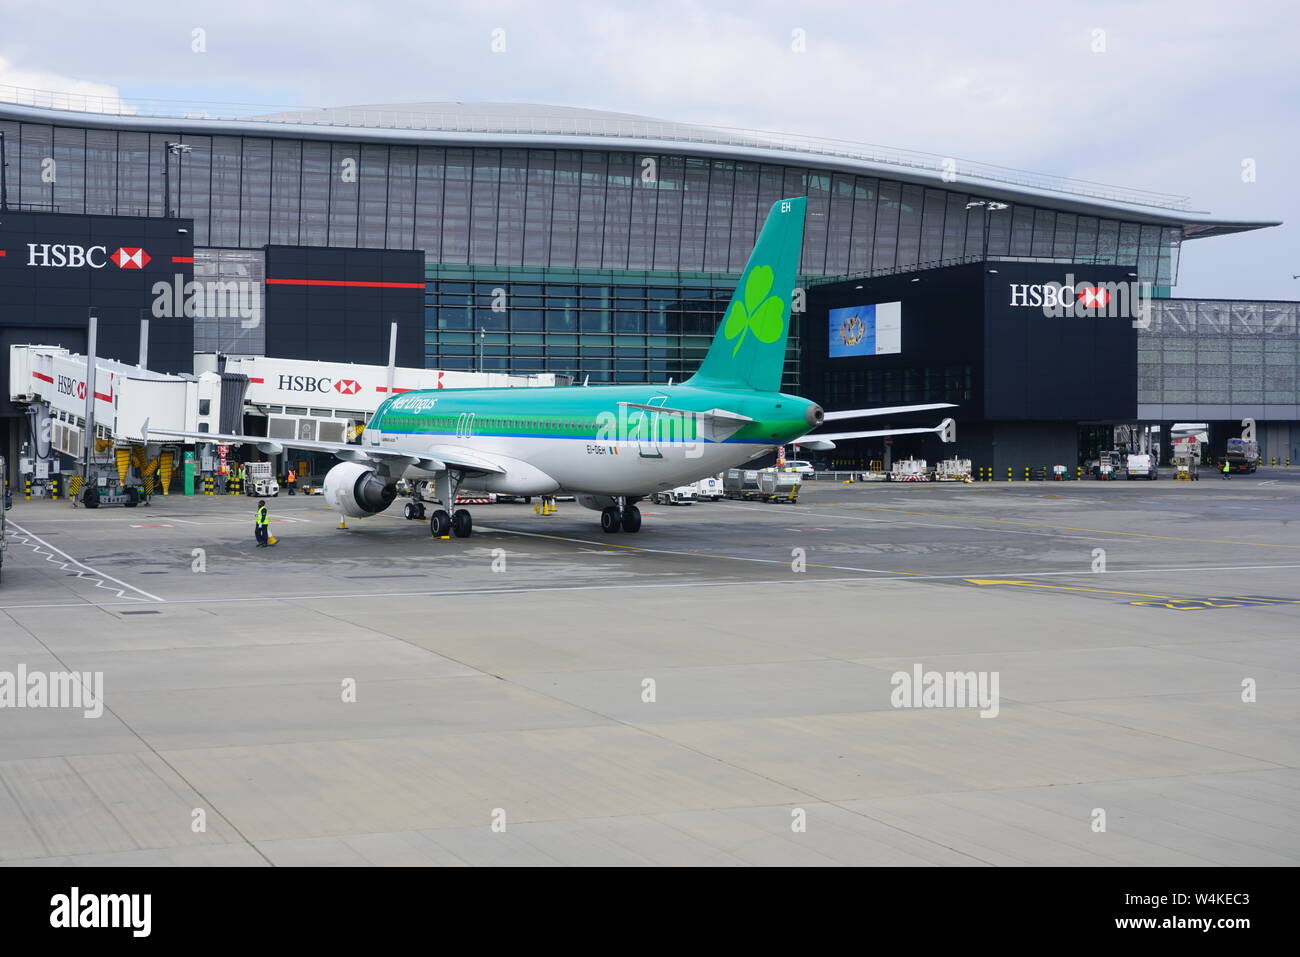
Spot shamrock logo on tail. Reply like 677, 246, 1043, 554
723, 264, 785, 356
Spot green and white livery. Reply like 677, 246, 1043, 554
151, 198, 953, 536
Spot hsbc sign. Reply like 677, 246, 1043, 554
26, 244, 152, 269
56, 374, 86, 400
1008, 272, 1152, 327
277, 375, 365, 394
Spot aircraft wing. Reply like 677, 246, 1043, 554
139, 423, 509, 475
821, 402, 955, 421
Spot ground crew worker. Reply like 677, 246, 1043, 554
255, 499, 270, 547
1221, 459, 1231, 480
286, 467, 296, 495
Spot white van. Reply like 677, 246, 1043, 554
1125, 453, 1158, 480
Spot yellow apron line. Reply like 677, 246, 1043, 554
810, 503, 1300, 550
964, 578, 1177, 599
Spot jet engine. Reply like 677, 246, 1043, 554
323, 462, 398, 517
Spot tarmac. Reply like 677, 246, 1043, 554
1, 469, 1297, 866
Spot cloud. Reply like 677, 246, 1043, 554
0, 56, 128, 113
0, 0, 1294, 296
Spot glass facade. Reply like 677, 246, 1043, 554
192, 248, 266, 355
422, 268, 800, 390
0, 115, 1187, 391
1139, 300, 1299, 413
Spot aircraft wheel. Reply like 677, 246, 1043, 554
404, 502, 416, 520
452, 509, 473, 538
600, 506, 622, 533
430, 509, 451, 537
416, 503, 427, 520
620, 505, 642, 533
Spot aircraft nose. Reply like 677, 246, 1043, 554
806, 404, 824, 428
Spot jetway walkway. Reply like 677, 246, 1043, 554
9, 344, 564, 501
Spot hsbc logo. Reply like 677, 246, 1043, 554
1008, 273, 1151, 327
27, 244, 153, 269
1076, 286, 1110, 308
56, 375, 85, 399
111, 247, 151, 269
278, 375, 364, 395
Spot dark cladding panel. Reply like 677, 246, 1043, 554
804, 261, 1138, 425
263, 245, 425, 367
0, 211, 194, 414
984, 262, 1137, 420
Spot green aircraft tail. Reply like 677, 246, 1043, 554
686, 196, 806, 393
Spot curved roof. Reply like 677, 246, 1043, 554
0, 89, 1281, 237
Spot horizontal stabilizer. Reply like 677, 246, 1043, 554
791, 417, 954, 451
822, 402, 955, 422
617, 402, 753, 443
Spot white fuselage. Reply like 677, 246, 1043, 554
367, 428, 771, 497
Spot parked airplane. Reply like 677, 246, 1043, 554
148, 197, 953, 536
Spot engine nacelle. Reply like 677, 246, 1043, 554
323, 462, 397, 518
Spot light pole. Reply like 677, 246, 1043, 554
477, 326, 486, 374
965, 200, 1009, 261
0, 129, 8, 210
163, 142, 192, 218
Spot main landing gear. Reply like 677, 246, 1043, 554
428, 471, 474, 539
600, 499, 641, 534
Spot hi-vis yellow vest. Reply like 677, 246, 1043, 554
256, 506, 268, 526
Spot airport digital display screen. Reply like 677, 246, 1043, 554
828, 301, 901, 357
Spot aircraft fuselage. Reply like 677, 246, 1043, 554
363, 382, 820, 496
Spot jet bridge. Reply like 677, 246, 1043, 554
10, 344, 567, 498
9, 344, 241, 498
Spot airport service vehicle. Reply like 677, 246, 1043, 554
891, 458, 929, 482
244, 462, 279, 497
149, 198, 953, 538
724, 468, 763, 500
695, 475, 723, 500
81, 478, 143, 508
652, 485, 698, 505
1225, 438, 1259, 473
782, 460, 815, 474
935, 458, 972, 482
758, 469, 801, 502
1125, 453, 1158, 480
1090, 450, 1122, 479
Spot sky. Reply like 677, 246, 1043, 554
1, 0, 1295, 298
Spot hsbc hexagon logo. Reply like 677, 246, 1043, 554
1076, 286, 1110, 309
111, 247, 151, 269
334, 379, 362, 395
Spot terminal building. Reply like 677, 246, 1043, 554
1, 93, 1295, 476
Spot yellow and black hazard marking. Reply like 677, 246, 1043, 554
964, 579, 1298, 611
1127, 595, 1300, 612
